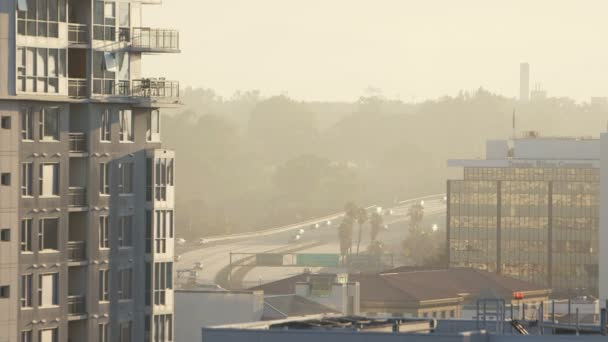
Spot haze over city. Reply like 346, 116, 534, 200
145, 0, 608, 101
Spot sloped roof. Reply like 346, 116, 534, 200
263, 295, 339, 320
250, 268, 550, 304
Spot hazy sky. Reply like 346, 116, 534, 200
144, 0, 608, 102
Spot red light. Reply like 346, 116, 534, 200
513, 292, 524, 300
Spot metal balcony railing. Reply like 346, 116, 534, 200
92, 79, 130, 96
68, 295, 86, 316
131, 28, 179, 51
68, 78, 87, 98
132, 79, 179, 98
68, 187, 87, 208
68, 133, 87, 153
68, 23, 88, 45
67, 241, 86, 261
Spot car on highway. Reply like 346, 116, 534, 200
199, 238, 209, 245
384, 209, 394, 216
193, 262, 204, 270
298, 228, 305, 234
290, 234, 301, 243
310, 223, 320, 230
325, 220, 332, 226
176, 238, 186, 245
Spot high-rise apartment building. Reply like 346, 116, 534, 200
0, 0, 179, 341
520, 62, 530, 102
447, 134, 599, 296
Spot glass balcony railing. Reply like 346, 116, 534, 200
67, 241, 86, 261
131, 28, 179, 52
68, 133, 87, 153
68, 187, 87, 208
68, 23, 88, 45
68, 295, 86, 316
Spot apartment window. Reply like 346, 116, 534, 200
1, 116, 11, 129
93, 51, 123, 95
20, 330, 32, 342
145, 262, 151, 306
118, 216, 133, 248
120, 321, 132, 342
119, 109, 133, 142
118, 268, 132, 300
155, 211, 173, 254
93, 0, 116, 41
100, 162, 109, 195
38, 328, 58, 342
100, 109, 111, 141
38, 218, 59, 251
1, 173, 11, 185
0, 285, 10, 298
147, 110, 160, 142
99, 216, 109, 249
39, 163, 59, 196
21, 162, 32, 196
39, 107, 59, 140
99, 323, 109, 342
118, 162, 133, 194
38, 273, 58, 307
0, 229, 10, 241
146, 211, 152, 253
118, 2, 130, 42
154, 262, 172, 305
99, 269, 109, 301
21, 274, 32, 307
155, 159, 174, 201
16, 48, 66, 93
17, 0, 66, 37
154, 314, 173, 342
21, 219, 32, 252
21, 108, 33, 140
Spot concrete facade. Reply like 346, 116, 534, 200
0, 1, 180, 341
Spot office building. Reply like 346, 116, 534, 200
448, 133, 599, 296
0, 0, 179, 341
520, 63, 530, 102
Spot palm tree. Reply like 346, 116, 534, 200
355, 207, 368, 255
369, 211, 384, 243
338, 216, 354, 263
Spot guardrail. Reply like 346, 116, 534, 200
190, 193, 446, 245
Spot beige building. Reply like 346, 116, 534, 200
0, 0, 179, 341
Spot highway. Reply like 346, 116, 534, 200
175, 195, 446, 290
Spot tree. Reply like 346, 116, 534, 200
355, 207, 369, 255
369, 211, 384, 242
338, 216, 354, 262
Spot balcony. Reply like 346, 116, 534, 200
131, 28, 180, 53
68, 295, 86, 318
68, 79, 87, 98
68, 133, 87, 154
132, 79, 179, 98
67, 241, 86, 262
68, 24, 88, 45
92, 80, 130, 97
68, 187, 87, 210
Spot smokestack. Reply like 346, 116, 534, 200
520, 63, 530, 102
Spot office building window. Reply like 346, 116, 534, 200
20, 330, 32, 342
119, 109, 133, 142
38, 328, 58, 342
99, 323, 109, 342
38, 273, 58, 307
119, 216, 133, 247
118, 268, 132, 300
99, 216, 109, 249
39, 107, 59, 140
154, 262, 172, 305
118, 162, 133, 194
100, 109, 111, 141
21, 107, 33, 140
99, 269, 109, 302
21, 219, 32, 252
120, 321, 132, 342
16, 48, 66, 93
21, 162, 32, 196
147, 110, 160, 142
154, 314, 173, 342
1, 173, 11, 186
39, 163, 59, 196
1, 116, 11, 129
38, 218, 58, 251
0, 229, 10, 241
100, 162, 109, 195
17, 0, 66, 37
21, 274, 32, 307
